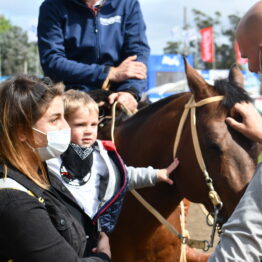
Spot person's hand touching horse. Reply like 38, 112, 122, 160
156, 158, 179, 185
226, 102, 262, 143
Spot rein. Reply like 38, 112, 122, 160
110, 101, 133, 144
110, 94, 224, 252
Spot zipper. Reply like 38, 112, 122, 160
92, 152, 128, 223
94, 14, 100, 62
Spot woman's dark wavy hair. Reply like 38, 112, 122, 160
0, 75, 64, 188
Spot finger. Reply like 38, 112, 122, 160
118, 100, 137, 113
128, 63, 147, 74
124, 55, 137, 62
167, 158, 179, 173
117, 93, 136, 103
118, 95, 137, 104
231, 102, 249, 116
124, 61, 146, 71
225, 117, 245, 130
108, 93, 119, 104
131, 61, 147, 69
166, 178, 174, 185
125, 71, 146, 80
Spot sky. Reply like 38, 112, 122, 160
0, 0, 259, 54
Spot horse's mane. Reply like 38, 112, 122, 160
134, 79, 252, 120
214, 79, 253, 109
132, 92, 186, 119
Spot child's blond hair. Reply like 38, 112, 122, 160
63, 90, 99, 121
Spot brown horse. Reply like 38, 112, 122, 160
108, 62, 261, 262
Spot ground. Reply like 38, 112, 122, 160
186, 202, 219, 255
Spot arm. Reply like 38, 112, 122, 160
37, 1, 108, 85
127, 166, 158, 190
226, 102, 262, 143
0, 190, 110, 262
127, 159, 179, 190
114, 0, 150, 97
208, 163, 262, 261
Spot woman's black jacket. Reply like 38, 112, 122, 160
0, 165, 111, 262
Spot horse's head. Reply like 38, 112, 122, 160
183, 60, 261, 222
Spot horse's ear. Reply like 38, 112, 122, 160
183, 56, 209, 99
228, 64, 244, 88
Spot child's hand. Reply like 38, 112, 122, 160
156, 158, 179, 185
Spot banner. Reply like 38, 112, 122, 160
235, 41, 248, 65
200, 27, 214, 63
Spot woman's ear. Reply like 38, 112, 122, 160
17, 127, 27, 142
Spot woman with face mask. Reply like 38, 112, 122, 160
0, 76, 111, 262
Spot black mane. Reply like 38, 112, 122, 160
214, 79, 253, 109
88, 78, 253, 119
88, 89, 114, 103
132, 92, 185, 119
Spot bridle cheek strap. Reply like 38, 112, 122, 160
173, 95, 224, 207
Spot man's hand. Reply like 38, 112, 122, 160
226, 102, 262, 143
108, 55, 147, 82
108, 92, 138, 113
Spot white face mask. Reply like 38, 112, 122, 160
32, 128, 71, 161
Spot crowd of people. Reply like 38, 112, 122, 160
1, 0, 262, 261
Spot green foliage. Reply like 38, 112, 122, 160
0, 15, 40, 76
164, 41, 183, 54
192, 9, 221, 29
0, 15, 12, 33
163, 9, 241, 69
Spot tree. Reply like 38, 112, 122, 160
192, 9, 221, 69
0, 15, 40, 76
0, 15, 11, 33
163, 10, 241, 69
216, 14, 241, 69
163, 41, 183, 54
192, 9, 221, 29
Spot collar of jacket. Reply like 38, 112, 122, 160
70, 0, 118, 9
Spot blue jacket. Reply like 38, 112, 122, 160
92, 140, 129, 233
37, 0, 150, 99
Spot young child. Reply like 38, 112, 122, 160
47, 90, 179, 233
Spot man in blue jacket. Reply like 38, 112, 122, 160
37, 0, 150, 113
